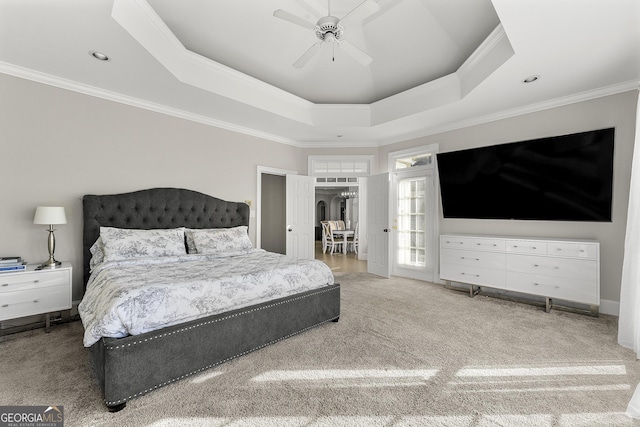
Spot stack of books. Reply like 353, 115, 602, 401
0, 256, 26, 273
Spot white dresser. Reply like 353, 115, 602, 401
440, 235, 599, 314
0, 262, 72, 332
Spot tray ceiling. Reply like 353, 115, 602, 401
0, 0, 638, 147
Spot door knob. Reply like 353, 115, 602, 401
288, 228, 293, 232
383, 229, 389, 232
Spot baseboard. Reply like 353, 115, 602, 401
600, 299, 619, 316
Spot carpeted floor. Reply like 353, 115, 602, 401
1, 273, 640, 426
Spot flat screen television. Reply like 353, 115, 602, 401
436, 128, 614, 221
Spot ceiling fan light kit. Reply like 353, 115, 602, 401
273, 0, 378, 68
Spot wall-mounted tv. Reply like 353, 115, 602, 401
436, 128, 614, 222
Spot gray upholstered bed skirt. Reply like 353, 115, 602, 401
90, 284, 340, 409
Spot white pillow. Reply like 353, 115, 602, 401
190, 226, 252, 255
99, 227, 186, 261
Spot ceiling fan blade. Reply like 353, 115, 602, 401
293, 43, 323, 68
338, 40, 372, 66
339, 0, 380, 27
273, 9, 317, 30
295, 0, 325, 20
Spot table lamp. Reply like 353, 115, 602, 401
33, 206, 67, 269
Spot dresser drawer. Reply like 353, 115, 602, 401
0, 269, 70, 293
506, 240, 547, 255
547, 242, 598, 259
506, 272, 598, 305
441, 263, 506, 287
506, 254, 596, 281
441, 249, 506, 270
441, 236, 505, 252
0, 284, 71, 321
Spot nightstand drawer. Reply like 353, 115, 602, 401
0, 269, 69, 293
0, 284, 71, 321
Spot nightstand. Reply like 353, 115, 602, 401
0, 262, 72, 332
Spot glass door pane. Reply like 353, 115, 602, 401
397, 177, 427, 268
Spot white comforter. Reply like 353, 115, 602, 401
78, 249, 334, 347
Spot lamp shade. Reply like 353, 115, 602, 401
33, 206, 67, 225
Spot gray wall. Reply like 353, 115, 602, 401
1, 71, 637, 307
261, 174, 286, 254
378, 91, 638, 304
0, 74, 303, 300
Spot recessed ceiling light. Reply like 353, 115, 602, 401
90, 51, 110, 61
522, 75, 540, 84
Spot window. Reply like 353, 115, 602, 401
394, 153, 433, 170
397, 177, 427, 267
309, 155, 374, 179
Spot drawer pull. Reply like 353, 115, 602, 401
1, 304, 8, 308
533, 283, 540, 286
33, 280, 39, 283
1, 283, 8, 287
33, 299, 39, 303
461, 273, 480, 277
533, 264, 539, 267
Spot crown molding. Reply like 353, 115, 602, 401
2, 60, 636, 150
0, 62, 304, 147
378, 79, 640, 146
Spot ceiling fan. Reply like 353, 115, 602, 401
273, 0, 379, 68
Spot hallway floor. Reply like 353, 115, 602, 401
314, 241, 368, 274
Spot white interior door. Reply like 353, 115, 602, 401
367, 172, 390, 278
286, 174, 314, 260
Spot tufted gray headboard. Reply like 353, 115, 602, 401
82, 188, 250, 287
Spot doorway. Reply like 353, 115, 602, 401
256, 166, 296, 253
260, 173, 286, 254
389, 145, 439, 282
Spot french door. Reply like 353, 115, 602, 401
392, 168, 436, 281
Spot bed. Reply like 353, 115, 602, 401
80, 188, 340, 411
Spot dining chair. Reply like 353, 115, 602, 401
346, 222, 359, 254
320, 221, 329, 253
323, 221, 343, 254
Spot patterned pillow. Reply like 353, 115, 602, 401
100, 227, 186, 261
89, 237, 105, 271
191, 226, 252, 255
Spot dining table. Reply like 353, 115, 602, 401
331, 229, 355, 254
